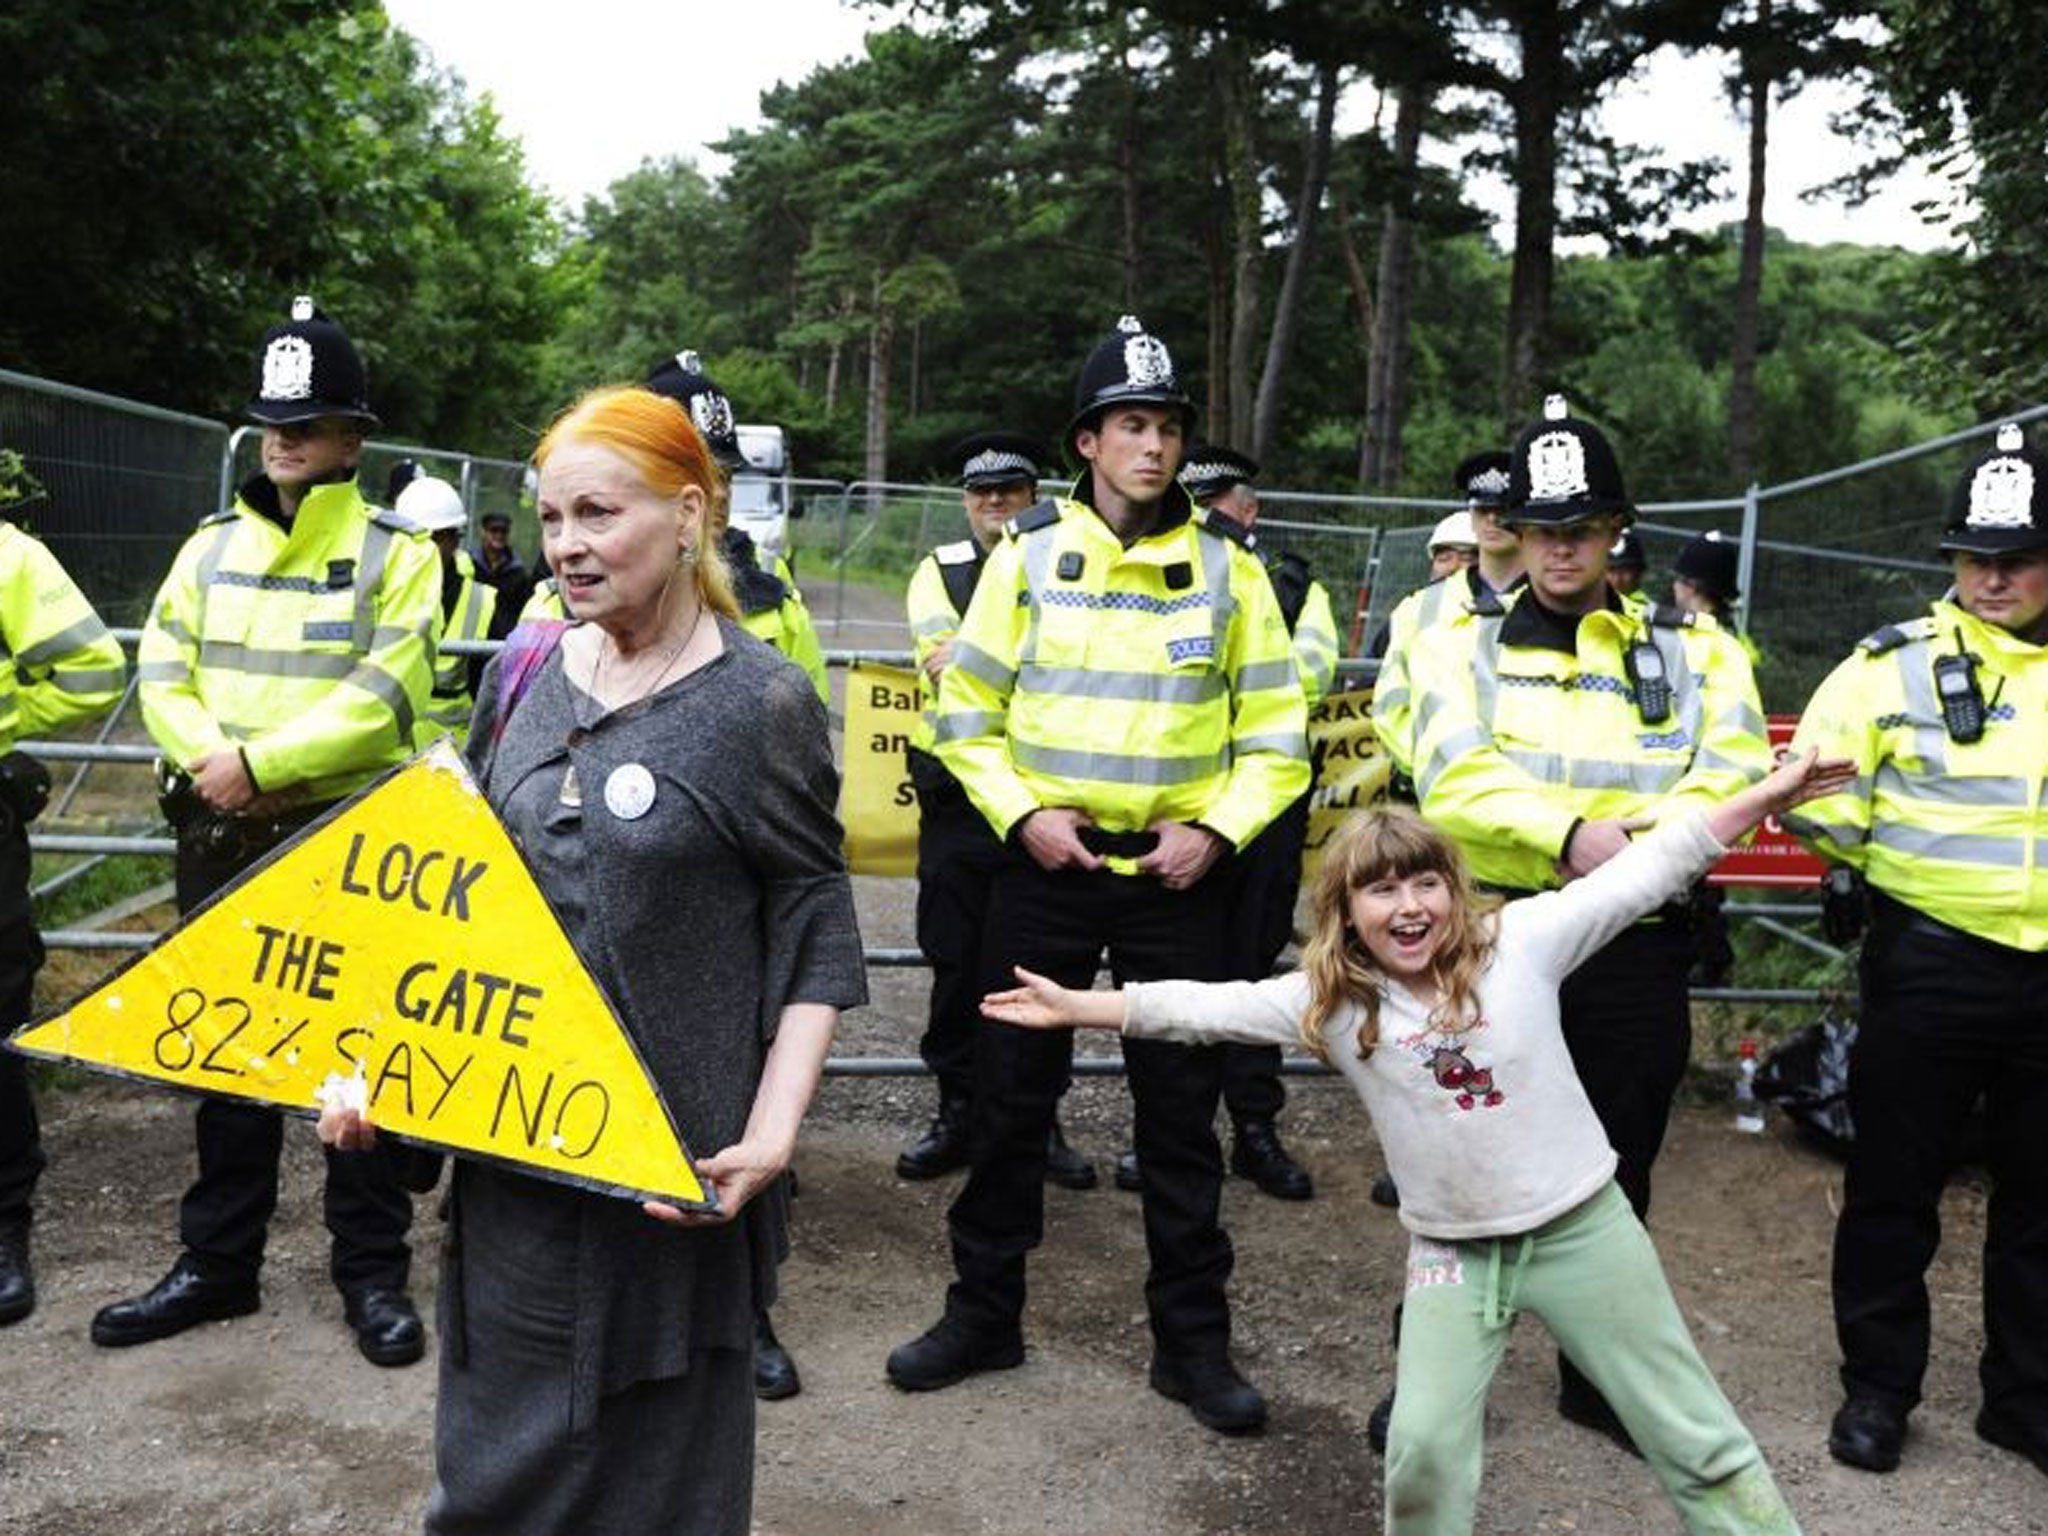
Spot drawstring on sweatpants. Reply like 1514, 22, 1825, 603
1482, 1231, 1536, 1329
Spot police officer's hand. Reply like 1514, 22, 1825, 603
923, 639, 954, 680
190, 749, 257, 813
1139, 821, 1226, 890
1559, 817, 1649, 881
1019, 807, 1104, 872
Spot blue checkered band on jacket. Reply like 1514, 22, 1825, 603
1040, 588, 1213, 616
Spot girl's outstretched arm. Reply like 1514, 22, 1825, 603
982, 967, 1128, 1031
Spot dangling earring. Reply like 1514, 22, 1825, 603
679, 542, 699, 568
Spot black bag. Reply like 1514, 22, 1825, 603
0, 750, 51, 828
1755, 1013, 1857, 1154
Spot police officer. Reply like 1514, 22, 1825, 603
0, 468, 127, 1325
885, 317, 1309, 1434
898, 432, 1098, 1190
398, 474, 496, 749
95, 299, 438, 1366
1607, 528, 1648, 597
1107, 443, 1326, 1203
1789, 422, 2048, 1480
1401, 395, 1770, 1447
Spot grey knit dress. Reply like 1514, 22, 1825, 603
425, 618, 867, 1536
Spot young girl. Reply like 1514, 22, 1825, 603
982, 752, 1852, 1536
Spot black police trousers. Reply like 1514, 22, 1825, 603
946, 855, 1233, 1361
1217, 791, 1311, 1125
0, 808, 44, 1235
911, 761, 1013, 1105
172, 812, 412, 1298
1834, 893, 2048, 1423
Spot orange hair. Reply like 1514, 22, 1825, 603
533, 386, 739, 619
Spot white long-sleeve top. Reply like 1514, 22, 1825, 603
1124, 814, 1727, 1241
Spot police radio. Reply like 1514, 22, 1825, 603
1932, 641, 1987, 744
1624, 640, 1673, 724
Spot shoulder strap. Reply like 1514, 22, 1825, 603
1859, 617, 1934, 655
1005, 497, 1061, 539
938, 550, 983, 617
1646, 602, 1694, 630
490, 620, 571, 747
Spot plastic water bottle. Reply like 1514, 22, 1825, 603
1733, 1039, 1765, 1135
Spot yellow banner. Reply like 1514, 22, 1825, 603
840, 661, 921, 877
9, 742, 710, 1211
1302, 686, 1388, 879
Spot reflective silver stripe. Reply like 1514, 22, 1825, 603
1693, 747, 1767, 783
1657, 625, 1703, 752
1418, 725, 1490, 800
456, 579, 489, 639
352, 521, 398, 654
1411, 688, 1446, 752
189, 519, 242, 637
1418, 581, 1448, 627
1782, 810, 1866, 848
1196, 528, 1236, 662
155, 615, 197, 647
50, 668, 124, 694
341, 660, 416, 742
196, 641, 355, 680
1017, 526, 1057, 667
932, 710, 1008, 742
1712, 699, 1768, 740
1233, 658, 1298, 693
1012, 738, 1227, 786
1472, 618, 1504, 732
137, 660, 192, 684
1499, 748, 1687, 794
949, 640, 1016, 693
1870, 821, 2027, 867
1294, 622, 1338, 649
1017, 664, 1225, 705
1875, 763, 2034, 807
1235, 731, 1309, 759
16, 615, 111, 666
912, 613, 955, 639
1893, 641, 1947, 775
1375, 685, 1411, 712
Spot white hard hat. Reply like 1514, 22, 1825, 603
396, 474, 468, 533
1429, 510, 1477, 552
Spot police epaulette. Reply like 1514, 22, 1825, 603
1469, 588, 1507, 618
934, 539, 979, 566
195, 507, 237, 529
371, 506, 426, 536
1858, 617, 1936, 655
1647, 602, 1695, 630
1004, 498, 1061, 539
1200, 509, 1252, 548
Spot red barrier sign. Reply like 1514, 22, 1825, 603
1708, 715, 1828, 888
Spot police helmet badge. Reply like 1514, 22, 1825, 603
261, 336, 316, 403
1527, 396, 1590, 501
691, 389, 735, 446
1967, 424, 2036, 531
1120, 316, 1174, 388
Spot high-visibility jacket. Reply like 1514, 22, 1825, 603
520, 574, 565, 621
417, 547, 496, 750
1405, 590, 1769, 890
905, 538, 987, 753
1371, 568, 1527, 779
1787, 599, 2048, 950
138, 476, 439, 804
933, 490, 1310, 856
1291, 578, 1339, 712
737, 552, 828, 702
0, 523, 126, 754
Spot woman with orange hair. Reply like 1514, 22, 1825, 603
321, 384, 866, 1534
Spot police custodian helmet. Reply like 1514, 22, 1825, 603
246, 296, 377, 427
1941, 422, 2048, 556
645, 349, 746, 472
1674, 530, 1740, 600
1066, 315, 1194, 453
1506, 395, 1632, 527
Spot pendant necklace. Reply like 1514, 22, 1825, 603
560, 603, 705, 809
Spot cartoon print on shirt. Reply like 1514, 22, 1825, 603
1393, 1020, 1509, 1111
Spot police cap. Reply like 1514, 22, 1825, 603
1673, 530, 1739, 599
1941, 422, 2048, 555
1505, 395, 1631, 527
1182, 444, 1259, 503
1452, 450, 1512, 509
1065, 315, 1194, 454
952, 432, 1044, 490
644, 350, 746, 472
246, 296, 378, 427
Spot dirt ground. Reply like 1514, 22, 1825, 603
5, 590, 2045, 1534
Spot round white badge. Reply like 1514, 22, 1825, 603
603, 763, 657, 821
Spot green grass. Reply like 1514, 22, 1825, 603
30, 853, 171, 930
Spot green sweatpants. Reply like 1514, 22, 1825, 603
1384, 1181, 1801, 1536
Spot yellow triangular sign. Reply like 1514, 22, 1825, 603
9, 740, 711, 1211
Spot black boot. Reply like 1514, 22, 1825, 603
1113, 1148, 1143, 1193
896, 1095, 971, 1180
1230, 1119, 1314, 1200
1044, 1117, 1097, 1190
90, 1255, 259, 1347
1369, 1172, 1401, 1209
0, 1227, 33, 1327
755, 1308, 801, 1400
886, 1313, 1024, 1392
344, 1286, 425, 1368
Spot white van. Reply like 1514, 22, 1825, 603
731, 424, 795, 564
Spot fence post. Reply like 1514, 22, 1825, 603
1735, 481, 1760, 637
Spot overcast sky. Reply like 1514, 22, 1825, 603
384, 0, 1949, 252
